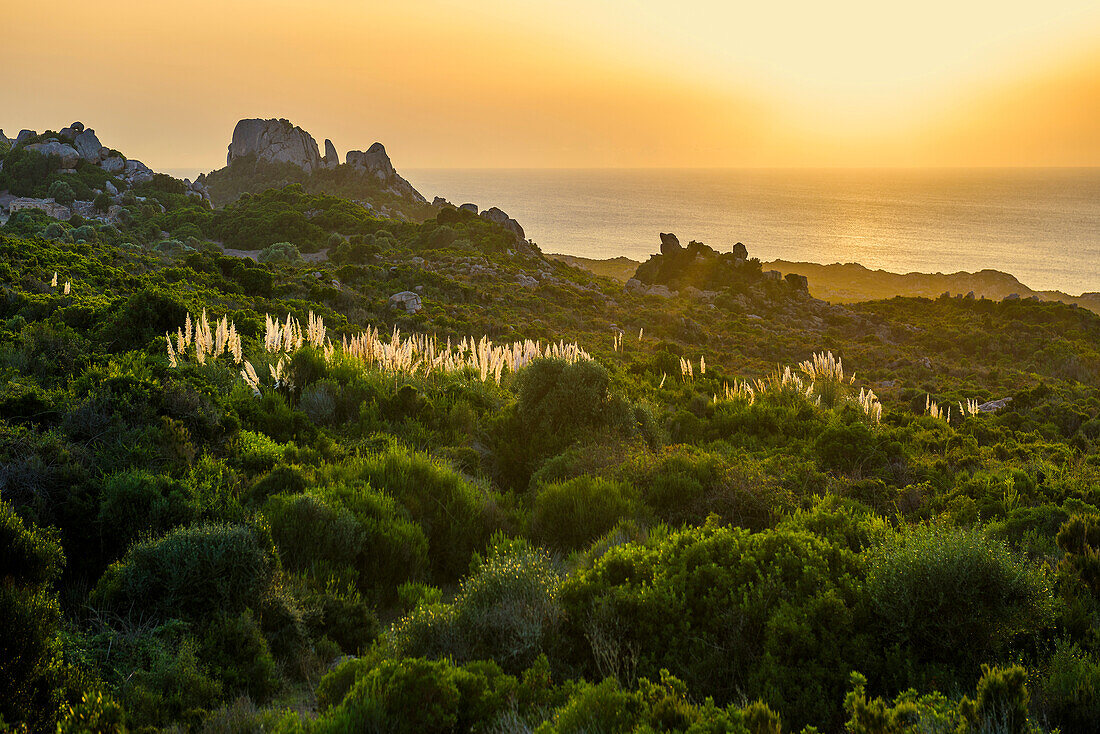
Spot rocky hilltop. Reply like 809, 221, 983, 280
227, 118, 323, 172
203, 118, 428, 217
0, 121, 210, 225
627, 233, 808, 299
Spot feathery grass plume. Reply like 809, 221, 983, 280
63, 280, 71, 295
857, 387, 883, 424
638, 327, 644, 342
959, 398, 981, 417
700, 355, 706, 375
926, 394, 951, 422
659, 372, 667, 388
165, 333, 178, 368
679, 356, 694, 381
718, 380, 755, 405
269, 357, 290, 389
241, 361, 261, 395
50, 272, 58, 287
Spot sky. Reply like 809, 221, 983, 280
4, 0, 1100, 171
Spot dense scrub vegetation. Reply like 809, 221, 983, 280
2, 187, 1100, 732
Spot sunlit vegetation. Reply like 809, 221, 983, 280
2, 193, 1100, 732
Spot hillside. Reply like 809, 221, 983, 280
198, 118, 435, 222
3, 183, 1100, 731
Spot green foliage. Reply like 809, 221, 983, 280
864, 525, 1055, 689
92, 523, 277, 622
561, 521, 864, 728
351, 448, 499, 580
389, 536, 562, 671
530, 476, 637, 551
0, 501, 65, 732
258, 241, 302, 264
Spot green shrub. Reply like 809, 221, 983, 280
633, 446, 786, 531
530, 476, 636, 551
560, 521, 864, 729
389, 536, 562, 671
323, 480, 430, 597
0, 501, 65, 732
313, 657, 516, 734
1035, 640, 1100, 731
864, 524, 1055, 687
200, 610, 278, 701
258, 241, 302, 264
353, 449, 498, 580
92, 523, 277, 622
98, 470, 194, 560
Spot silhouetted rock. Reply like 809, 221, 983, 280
785, 273, 809, 292
732, 242, 748, 260
659, 232, 682, 255
459, 203, 479, 214
323, 138, 338, 168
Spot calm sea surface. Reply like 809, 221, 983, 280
403, 168, 1100, 295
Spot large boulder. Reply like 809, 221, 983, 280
323, 138, 338, 168
784, 273, 809, 292
659, 232, 682, 256
732, 242, 748, 260
100, 155, 126, 174
388, 291, 423, 314
123, 159, 154, 185
480, 206, 526, 242
26, 141, 80, 168
59, 122, 85, 140
459, 203, 479, 214
227, 118, 323, 172
15, 129, 36, 145
346, 142, 427, 203
73, 129, 104, 163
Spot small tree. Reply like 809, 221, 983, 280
47, 180, 75, 205
258, 241, 302, 264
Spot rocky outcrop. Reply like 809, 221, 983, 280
25, 141, 81, 168
346, 142, 426, 203
227, 118, 323, 172
59, 122, 84, 140
479, 206, 525, 242
100, 155, 125, 174
73, 129, 103, 162
634, 234, 809, 298
324, 139, 338, 168
784, 273, 809, 292
15, 130, 36, 145
659, 233, 682, 256
459, 203, 478, 214
388, 291, 423, 314
123, 159, 154, 185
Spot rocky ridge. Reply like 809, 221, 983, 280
221, 118, 426, 204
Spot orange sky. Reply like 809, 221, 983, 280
4, 0, 1100, 170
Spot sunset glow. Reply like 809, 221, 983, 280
4, 0, 1100, 169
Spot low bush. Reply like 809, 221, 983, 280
92, 523, 278, 622
864, 524, 1056, 689
529, 476, 637, 551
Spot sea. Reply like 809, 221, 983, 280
402, 168, 1100, 295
